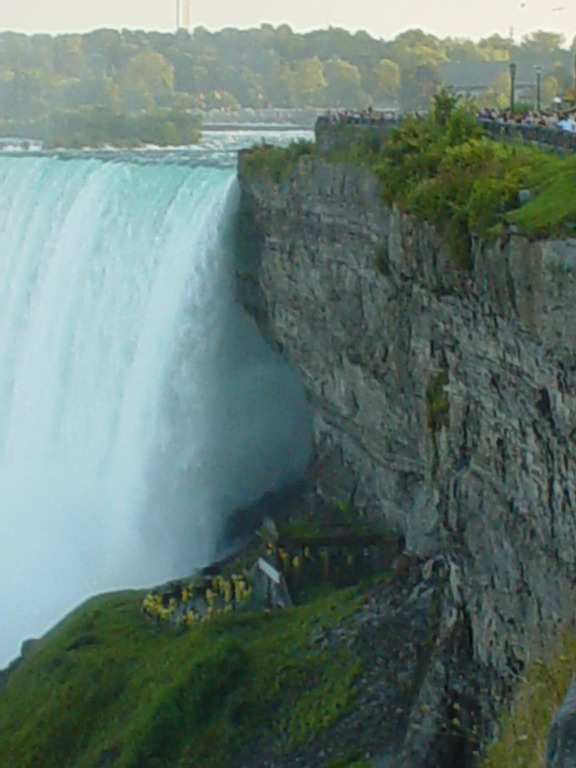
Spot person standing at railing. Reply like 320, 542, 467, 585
558, 114, 576, 132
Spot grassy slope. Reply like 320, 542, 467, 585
0, 587, 362, 768
507, 152, 576, 238
482, 632, 576, 768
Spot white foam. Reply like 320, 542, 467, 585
0, 155, 310, 665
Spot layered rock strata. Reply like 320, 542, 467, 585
235, 154, 576, 765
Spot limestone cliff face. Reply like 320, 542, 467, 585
236, 154, 576, 761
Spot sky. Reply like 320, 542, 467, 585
0, 0, 573, 43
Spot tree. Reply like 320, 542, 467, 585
550, 63, 572, 94
477, 34, 515, 62
542, 76, 560, 108
293, 57, 326, 105
83, 29, 134, 77
520, 31, 565, 63
363, 58, 400, 105
443, 38, 487, 64
389, 29, 445, 70
120, 52, 174, 107
432, 88, 460, 125
274, 24, 305, 62
264, 61, 298, 107
323, 58, 369, 108
54, 35, 88, 79
204, 89, 239, 110
474, 73, 512, 110
400, 64, 442, 111
60, 77, 121, 109
8, 69, 46, 119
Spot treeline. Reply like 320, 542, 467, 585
0, 26, 574, 144
0, 106, 201, 148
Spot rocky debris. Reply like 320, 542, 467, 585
547, 678, 576, 767
218, 480, 308, 555
235, 557, 493, 768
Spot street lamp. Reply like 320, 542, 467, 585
535, 65, 542, 113
509, 62, 517, 115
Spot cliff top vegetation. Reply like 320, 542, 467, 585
374, 93, 576, 247
241, 138, 315, 182
242, 93, 576, 262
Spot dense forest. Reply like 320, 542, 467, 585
0, 26, 574, 146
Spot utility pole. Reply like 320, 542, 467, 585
182, 0, 191, 31
509, 62, 517, 115
535, 65, 542, 112
176, 0, 191, 31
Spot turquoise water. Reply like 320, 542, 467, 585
0, 140, 310, 665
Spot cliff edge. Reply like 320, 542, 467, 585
236, 151, 576, 764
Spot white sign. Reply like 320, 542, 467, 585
258, 557, 281, 585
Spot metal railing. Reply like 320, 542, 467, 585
316, 112, 400, 129
316, 113, 576, 154
478, 118, 576, 153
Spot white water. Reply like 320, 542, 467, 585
0, 144, 310, 666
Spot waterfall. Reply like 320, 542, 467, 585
0, 152, 310, 665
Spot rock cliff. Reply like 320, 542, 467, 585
236, 153, 576, 764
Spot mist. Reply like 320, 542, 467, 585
0, 155, 310, 667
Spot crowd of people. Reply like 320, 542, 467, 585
322, 105, 576, 134
141, 572, 254, 628
478, 107, 576, 133
322, 107, 399, 125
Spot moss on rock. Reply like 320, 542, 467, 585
482, 631, 576, 768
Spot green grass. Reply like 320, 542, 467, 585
0, 586, 362, 768
325, 753, 372, 768
507, 153, 576, 239
482, 631, 576, 768
278, 519, 325, 539
345, 762, 372, 768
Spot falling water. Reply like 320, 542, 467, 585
0, 146, 310, 665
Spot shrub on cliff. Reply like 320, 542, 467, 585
377, 98, 481, 208
376, 109, 576, 257
406, 138, 524, 235
242, 139, 315, 182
